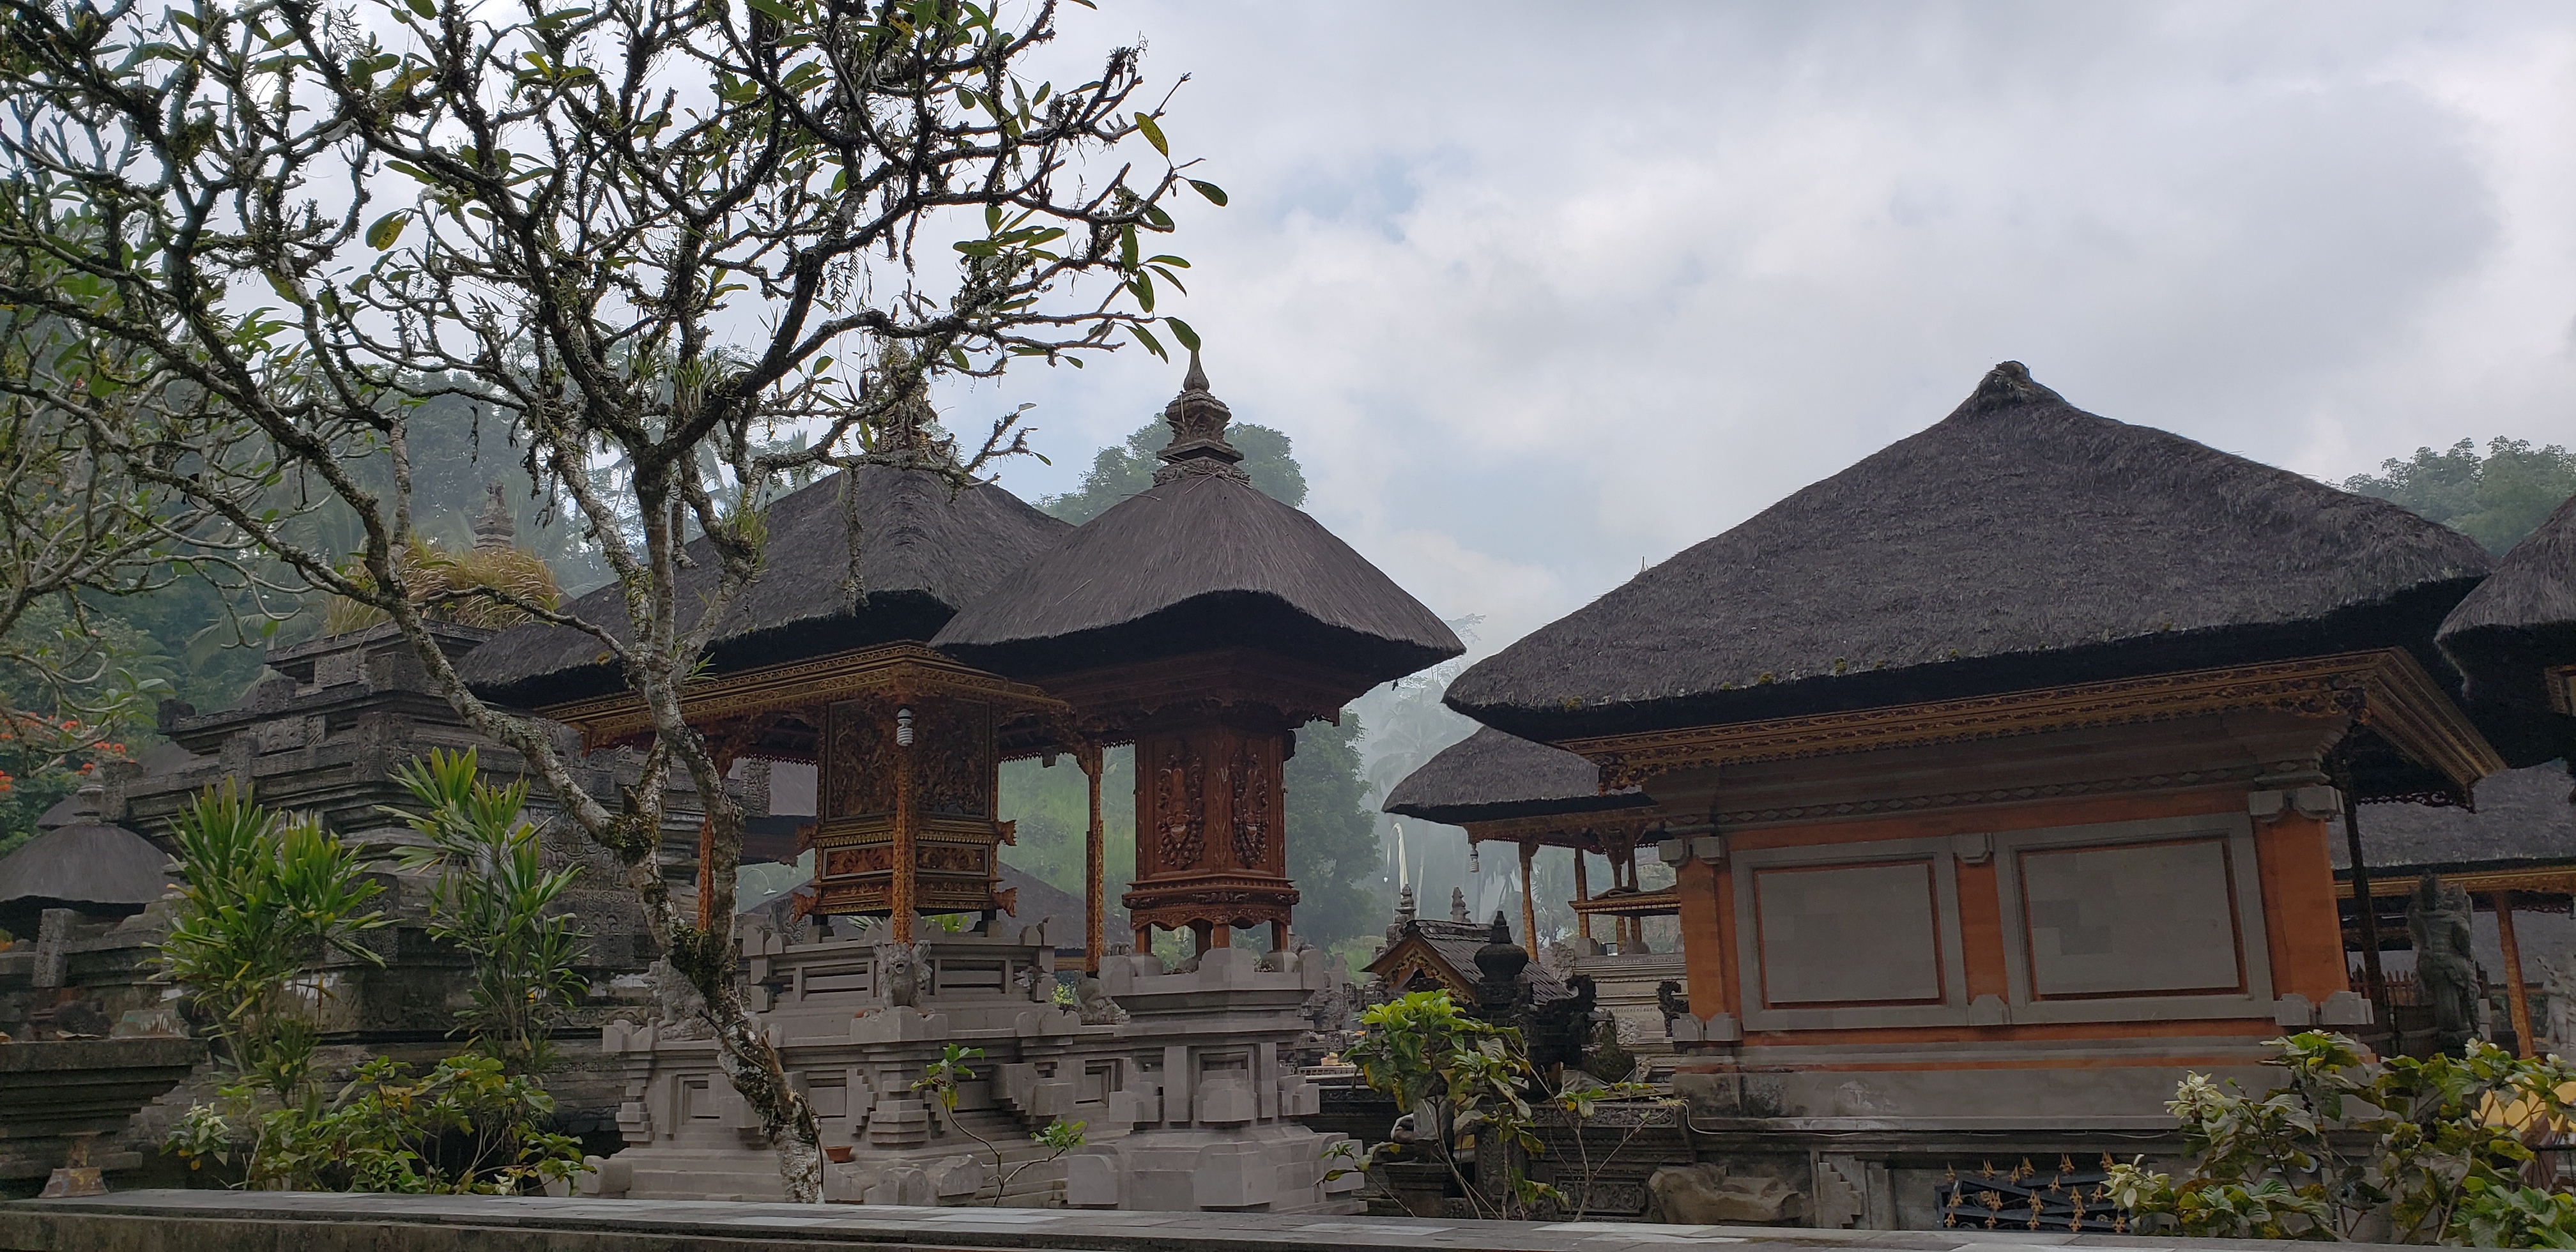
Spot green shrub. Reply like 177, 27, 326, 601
2106, 1032, 2576, 1244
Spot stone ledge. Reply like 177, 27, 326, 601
1, 1191, 2428, 1252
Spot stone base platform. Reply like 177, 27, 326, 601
0, 1190, 2388, 1252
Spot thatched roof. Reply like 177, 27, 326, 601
1382, 728, 1653, 825
1448, 362, 2494, 742
461, 466, 1071, 708
2329, 763, 2575, 876
0, 816, 171, 926
930, 359, 1461, 683
2438, 494, 2576, 766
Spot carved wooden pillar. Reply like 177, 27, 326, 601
890, 700, 917, 943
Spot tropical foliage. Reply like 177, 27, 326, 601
2106, 1032, 2576, 1245
158, 779, 583, 1192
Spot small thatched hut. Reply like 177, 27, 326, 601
0, 789, 170, 936
2438, 492, 2576, 768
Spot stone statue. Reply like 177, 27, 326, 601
2407, 874, 2481, 1054
1074, 975, 1129, 1025
648, 958, 713, 1040
2540, 955, 2576, 1052
877, 942, 922, 1011
1449, 887, 1470, 924
1657, 979, 1691, 1028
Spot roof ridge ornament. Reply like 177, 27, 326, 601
1154, 348, 1248, 485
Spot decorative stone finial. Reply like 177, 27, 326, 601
1396, 884, 1416, 920
471, 481, 516, 550
1153, 349, 1246, 485
1449, 886, 1469, 924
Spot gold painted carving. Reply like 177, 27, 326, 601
1563, 650, 2503, 794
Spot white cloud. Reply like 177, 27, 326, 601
954, 1, 2576, 653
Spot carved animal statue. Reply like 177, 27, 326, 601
648, 958, 713, 1040
2408, 874, 2481, 1053
877, 942, 922, 1010
1646, 1164, 1804, 1225
1074, 975, 1130, 1025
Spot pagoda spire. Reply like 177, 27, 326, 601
1153, 349, 1246, 484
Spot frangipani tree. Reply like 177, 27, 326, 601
0, 0, 1218, 1198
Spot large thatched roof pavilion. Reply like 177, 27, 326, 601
1425, 362, 2513, 1177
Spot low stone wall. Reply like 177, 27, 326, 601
0, 1190, 2370, 1252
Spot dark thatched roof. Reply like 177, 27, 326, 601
1382, 728, 1653, 825
1447, 362, 2494, 742
2329, 763, 2575, 877
930, 362, 1460, 683
2438, 494, 2576, 767
460, 466, 1071, 708
0, 817, 171, 926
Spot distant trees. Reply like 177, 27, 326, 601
2344, 438, 2576, 556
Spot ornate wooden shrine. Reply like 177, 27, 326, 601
932, 356, 1464, 955
534, 643, 1088, 943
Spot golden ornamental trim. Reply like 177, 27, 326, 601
2549, 664, 2575, 717
1562, 650, 2503, 794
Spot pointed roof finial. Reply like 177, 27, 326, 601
471, 481, 516, 550
1154, 348, 1245, 484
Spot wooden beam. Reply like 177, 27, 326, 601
2494, 890, 2534, 1058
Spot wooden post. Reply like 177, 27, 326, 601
1518, 841, 1537, 948
1081, 745, 1105, 974
891, 705, 916, 943
1573, 850, 1592, 942
2338, 769, 2389, 1028
1271, 919, 1289, 952
2494, 890, 2534, 1058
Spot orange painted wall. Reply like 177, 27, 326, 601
1674, 784, 2346, 1045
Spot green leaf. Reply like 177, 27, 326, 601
1130, 324, 1168, 361
402, 0, 436, 19
1164, 317, 1200, 353
1134, 112, 1168, 157
1187, 179, 1227, 207
744, 0, 791, 20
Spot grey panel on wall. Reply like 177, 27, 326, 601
2020, 838, 2242, 998
1755, 860, 1942, 1007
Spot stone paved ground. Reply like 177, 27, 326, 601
0, 1191, 2409, 1252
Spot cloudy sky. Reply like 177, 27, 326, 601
947, 2, 2576, 654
